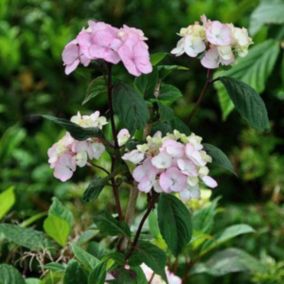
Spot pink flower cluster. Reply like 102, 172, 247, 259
122, 131, 217, 201
48, 112, 106, 182
171, 16, 252, 69
62, 21, 152, 76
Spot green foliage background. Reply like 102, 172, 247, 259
0, 0, 284, 283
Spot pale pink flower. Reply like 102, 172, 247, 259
113, 25, 152, 76
205, 20, 232, 46
161, 139, 184, 158
200, 47, 220, 69
159, 167, 187, 193
201, 175, 218, 188
78, 21, 120, 64
151, 152, 172, 169
133, 159, 160, 193
62, 39, 91, 75
122, 149, 145, 164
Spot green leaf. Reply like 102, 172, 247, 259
148, 210, 160, 239
43, 215, 70, 246
0, 223, 56, 251
191, 248, 264, 276
203, 143, 235, 175
0, 264, 25, 284
219, 77, 270, 131
215, 224, 255, 244
83, 176, 108, 202
25, 279, 41, 284
157, 194, 192, 256
129, 241, 167, 281
42, 115, 102, 141
158, 84, 183, 104
43, 197, 74, 246
250, 0, 284, 35
193, 198, 219, 234
150, 52, 167, 66
48, 197, 74, 225
0, 186, 15, 220
72, 244, 99, 272
158, 103, 190, 134
82, 76, 107, 105
64, 260, 87, 284
94, 212, 131, 237
88, 262, 107, 284
44, 262, 66, 273
113, 82, 150, 133
215, 40, 280, 119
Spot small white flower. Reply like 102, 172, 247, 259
117, 128, 131, 146
122, 150, 144, 164
151, 152, 172, 169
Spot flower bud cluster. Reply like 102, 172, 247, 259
48, 112, 106, 181
171, 15, 252, 69
62, 21, 152, 76
122, 130, 217, 201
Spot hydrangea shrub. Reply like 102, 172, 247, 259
44, 17, 269, 283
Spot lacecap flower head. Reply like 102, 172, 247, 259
48, 111, 107, 181
62, 20, 152, 77
122, 130, 217, 201
171, 15, 253, 69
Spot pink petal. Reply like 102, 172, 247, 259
202, 176, 218, 188
201, 47, 220, 69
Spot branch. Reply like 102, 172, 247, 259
125, 192, 159, 261
106, 63, 123, 221
188, 69, 213, 123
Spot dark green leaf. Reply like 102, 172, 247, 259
64, 260, 87, 284
215, 40, 279, 119
42, 115, 102, 141
83, 176, 109, 202
112, 82, 149, 133
110, 266, 147, 284
88, 262, 107, 284
158, 64, 189, 79
0, 223, 56, 252
219, 77, 270, 131
72, 244, 99, 272
134, 68, 159, 99
158, 103, 190, 134
129, 241, 167, 281
94, 212, 131, 237
157, 194, 192, 256
158, 84, 182, 104
204, 143, 235, 175
0, 264, 25, 284
82, 76, 107, 105
191, 248, 264, 276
